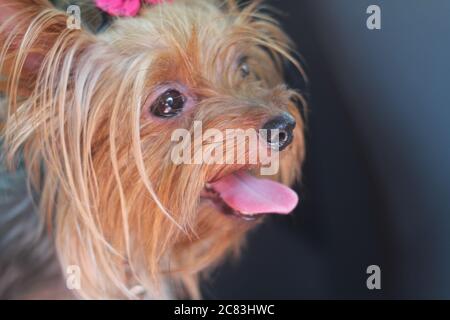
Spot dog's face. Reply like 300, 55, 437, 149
1, 0, 305, 298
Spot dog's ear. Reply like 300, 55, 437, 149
0, 0, 88, 96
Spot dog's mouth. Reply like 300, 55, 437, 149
200, 171, 298, 221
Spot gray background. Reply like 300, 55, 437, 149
204, 0, 450, 299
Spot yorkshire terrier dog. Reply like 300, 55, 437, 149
0, 0, 305, 299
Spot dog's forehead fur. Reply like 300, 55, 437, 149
99, 0, 286, 88
104, 1, 235, 50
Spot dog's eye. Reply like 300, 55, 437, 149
238, 57, 251, 78
151, 89, 185, 118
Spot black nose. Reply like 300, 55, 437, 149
262, 112, 296, 151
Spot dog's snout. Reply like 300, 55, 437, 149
262, 112, 296, 151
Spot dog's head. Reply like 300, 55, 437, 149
0, 0, 305, 298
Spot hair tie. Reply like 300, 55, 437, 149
95, 0, 169, 17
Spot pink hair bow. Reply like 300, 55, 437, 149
95, 0, 169, 17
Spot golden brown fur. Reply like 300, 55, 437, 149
0, 0, 305, 299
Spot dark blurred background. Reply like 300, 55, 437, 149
203, 0, 450, 299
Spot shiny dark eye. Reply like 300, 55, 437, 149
239, 57, 251, 78
151, 89, 185, 118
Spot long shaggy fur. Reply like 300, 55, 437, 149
0, 0, 305, 299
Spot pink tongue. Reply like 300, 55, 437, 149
210, 171, 299, 216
